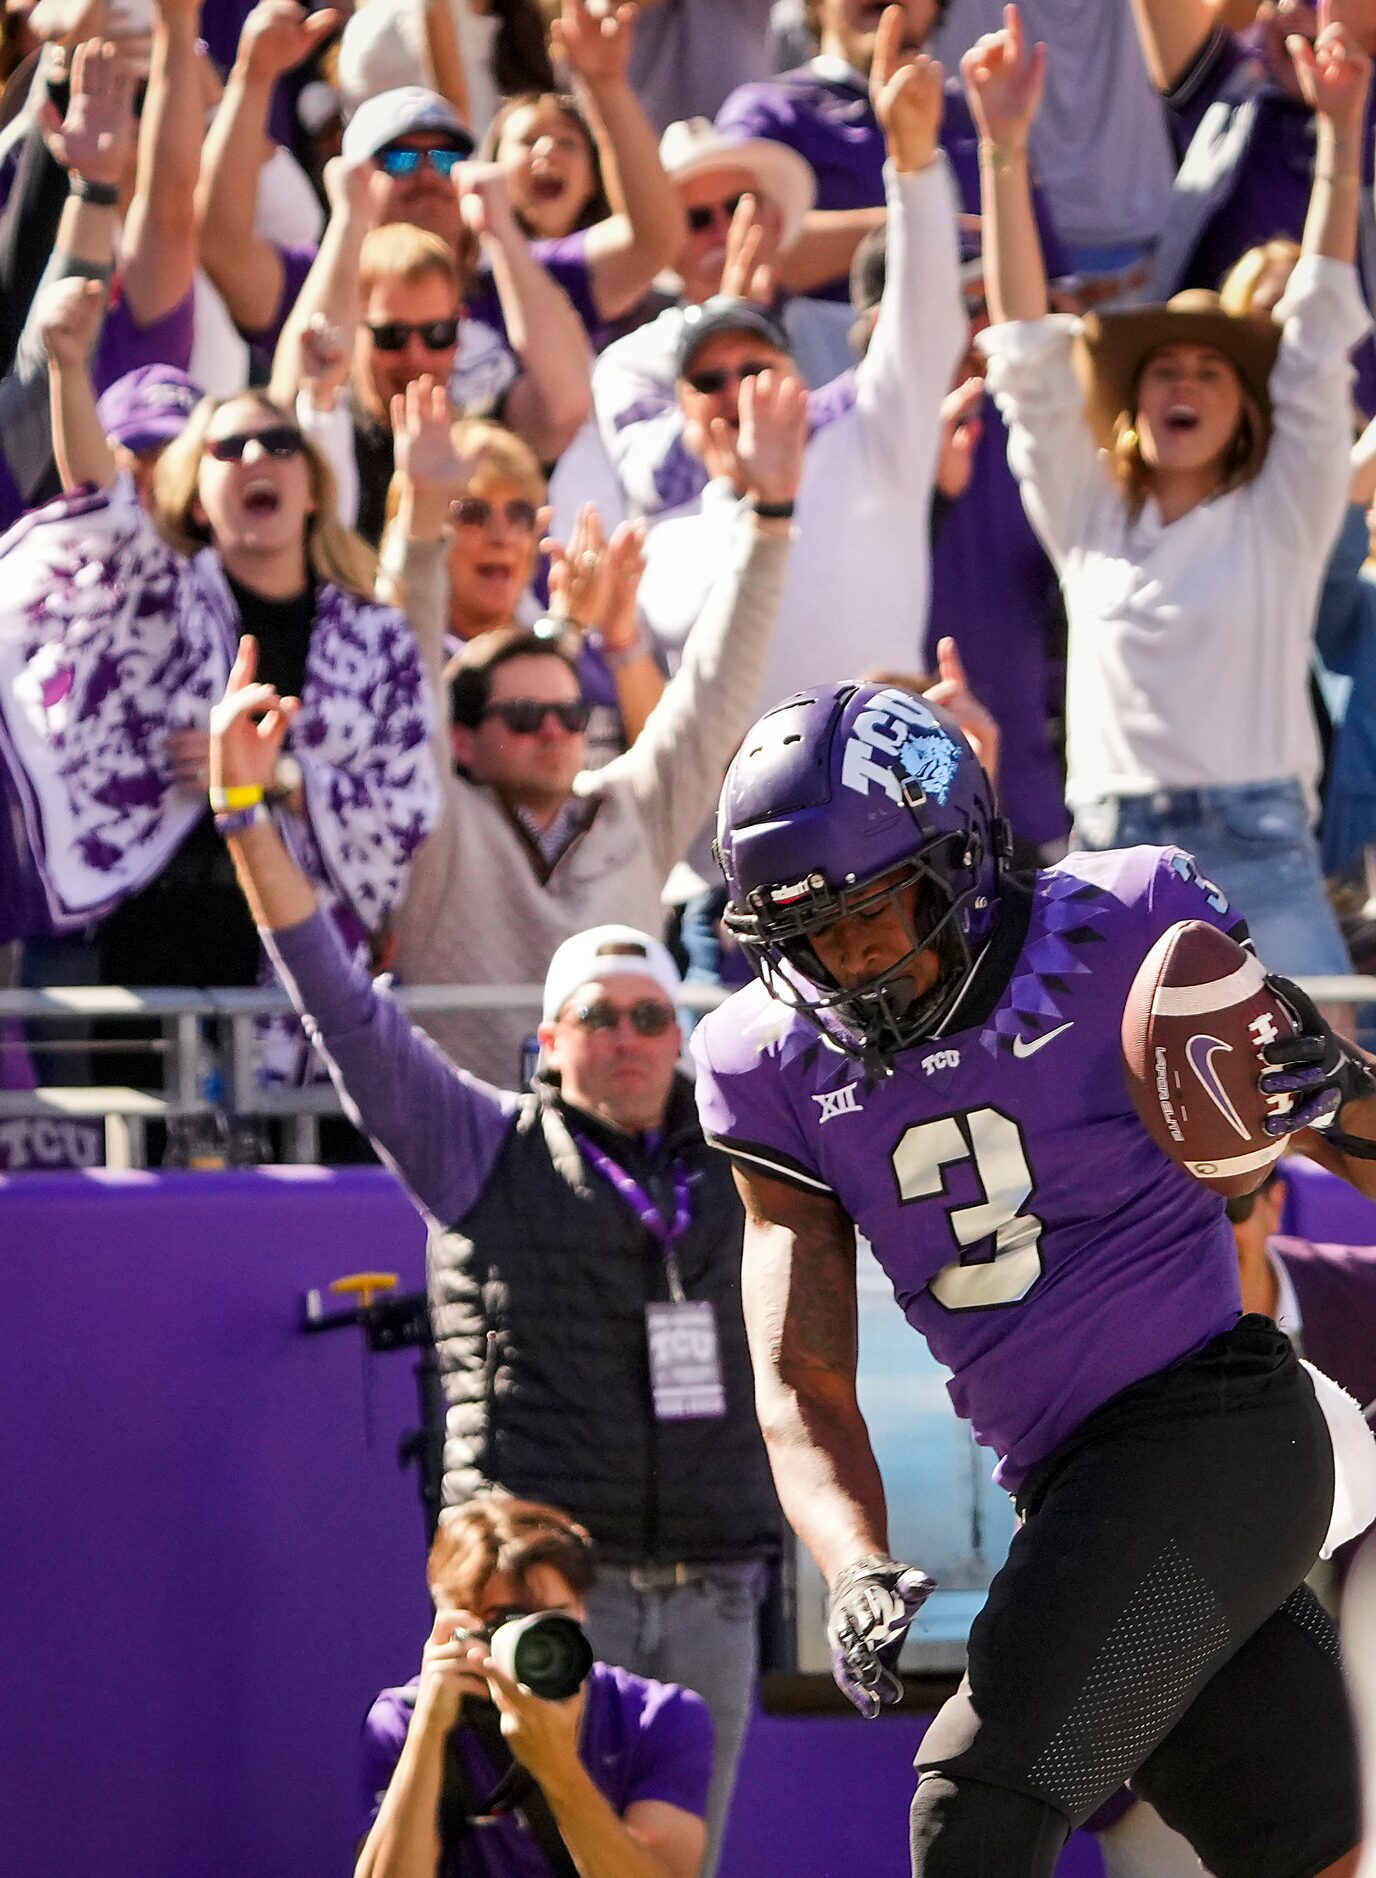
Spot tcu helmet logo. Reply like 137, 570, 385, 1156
813, 1084, 863, 1123
840, 689, 961, 806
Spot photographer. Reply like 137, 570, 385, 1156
358, 1498, 711, 1878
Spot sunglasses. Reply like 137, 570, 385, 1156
683, 359, 771, 396
571, 998, 676, 1036
374, 145, 471, 179
480, 698, 592, 735
451, 495, 540, 532
204, 425, 305, 463
367, 318, 461, 352
685, 193, 748, 234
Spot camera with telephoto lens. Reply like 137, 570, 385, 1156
482, 1611, 594, 1701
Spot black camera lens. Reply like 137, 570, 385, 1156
489, 1612, 593, 1701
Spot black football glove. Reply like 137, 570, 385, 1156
1258, 974, 1376, 1138
826, 1554, 935, 1718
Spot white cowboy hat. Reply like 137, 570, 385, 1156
658, 118, 815, 255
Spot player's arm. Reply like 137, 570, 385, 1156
734, 1163, 886, 1576
734, 1164, 935, 1716
1259, 977, 1376, 1198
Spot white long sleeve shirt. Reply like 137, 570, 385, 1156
979, 255, 1370, 811
637, 157, 966, 712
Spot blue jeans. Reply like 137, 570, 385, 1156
584, 1561, 765, 1877
1071, 780, 1352, 978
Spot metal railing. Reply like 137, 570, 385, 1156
0, 979, 732, 1167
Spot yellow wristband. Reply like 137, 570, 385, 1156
209, 784, 265, 812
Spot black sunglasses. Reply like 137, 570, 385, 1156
683, 359, 771, 396
686, 193, 748, 234
480, 698, 592, 735
451, 496, 540, 532
367, 317, 461, 352
572, 998, 676, 1036
204, 425, 305, 463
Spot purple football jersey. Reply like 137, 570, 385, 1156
691, 846, 1247, 1488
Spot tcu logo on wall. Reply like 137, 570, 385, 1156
840, 689, 960, 806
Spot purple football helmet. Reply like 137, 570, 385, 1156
715, 682, 1010, 1069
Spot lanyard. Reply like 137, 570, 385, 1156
574, 1134, 693, 1302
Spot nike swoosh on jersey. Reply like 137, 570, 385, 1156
1011, 1021, 1074, 1058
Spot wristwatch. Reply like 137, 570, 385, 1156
265, 755, 303, 804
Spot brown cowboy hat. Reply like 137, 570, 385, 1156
1073, 290, 1281, 451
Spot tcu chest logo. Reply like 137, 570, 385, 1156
813, 1084, 863, 1123
840, 689, 960, 806
922, 1050, 961, 1076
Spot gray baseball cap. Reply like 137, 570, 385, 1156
675, 296, 793, 380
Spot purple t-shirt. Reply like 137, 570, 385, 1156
468, 227, 604, 349
1167, 29, 1376, 412
359, 1662, 713, 1876
928, 400, 1068, 852
92, 283, 196, 399
715, 71, 1070, 301
247, 241, 319, 357
690, 845, 1247, 1488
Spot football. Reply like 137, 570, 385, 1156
1121, 920, 1298, 1198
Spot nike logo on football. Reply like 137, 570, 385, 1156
1185, 1033, 1250, 1140
1011, 1022, 1073, 1058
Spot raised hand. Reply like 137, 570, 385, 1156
729, 368, 809, 509
550, 0, 636, 90
40, 37, 136, 185
38, 274, 106, 366
924, 636, 1000, 780
299, 312, 351, 413
238, 0, 339, 82
719, 193, 775, 304
209, 636, 300, 797
935, 375, 985, 500
322, 152, 374, 226
1289, 4, 1372, 136
546, 504, 648, 645
871, 4, 945, 174
454, 159, 519, 244
390, 375, 479, 540
960, 3, 1046, 151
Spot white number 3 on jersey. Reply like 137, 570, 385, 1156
892, 1107, 1045, 1311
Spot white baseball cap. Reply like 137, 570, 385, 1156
658, 118, 815, 255
542, 926, 683, 1025
341, 86, 474, 165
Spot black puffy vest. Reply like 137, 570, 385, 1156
428, 1076, 781, 1564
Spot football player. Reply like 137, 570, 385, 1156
690, 679, 1376, 1878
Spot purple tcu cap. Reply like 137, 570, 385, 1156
96, 364, 204, 454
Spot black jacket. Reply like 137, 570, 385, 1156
429, 1074, 780, 1564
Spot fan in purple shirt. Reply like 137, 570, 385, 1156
689, 676, 1376, 1876
471, 2, 685, 350
715, 0, 1070, 300
357, 1496, 711, 1878
1131, 0, 1376, 413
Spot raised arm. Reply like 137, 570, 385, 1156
118, 0, 204, 327
963, 4, 1048, 327
545, 506, 663, 743
1292, 9, 1370, 267
1127, 0, 1222, 93
268, 154, 371, 409
456, 162, 593, 462
550, 0, 685, 321
605, 366, 803, 872
209, 636, 516, 1229
43, 273, 115, 490
196, 0, 338, 336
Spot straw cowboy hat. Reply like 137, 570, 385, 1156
1073, 290, 1282, 451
